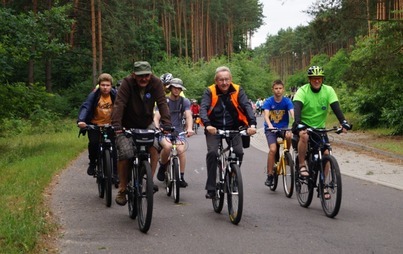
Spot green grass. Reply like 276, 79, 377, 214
0, 120, 86, 253
327, 112, 403, 156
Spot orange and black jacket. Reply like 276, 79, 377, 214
200, 83, 256, 130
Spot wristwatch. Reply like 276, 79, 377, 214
250, 125, 256, 128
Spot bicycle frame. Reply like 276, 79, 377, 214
125, 128, 156, 233
213, 129, 246, 225
294, 126, 344, 218
163, 130, 187, 203
86, 124, 115, 207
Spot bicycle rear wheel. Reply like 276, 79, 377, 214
282, 152, 294, 198
103, 149, 113, 207
212, 158, 225, 213
295, 155, 313, 208
269, 165, 278, 191
137, 160, 153, 233
172, 157, 180, 203
227, 164, 243, 225
319, 155, 342, 218
193, 122, 198, 134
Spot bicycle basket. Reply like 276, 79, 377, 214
132, 129, 155, 145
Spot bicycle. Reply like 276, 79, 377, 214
85, 124, 116, 207
124, 128, 157, 233
212, 129, 248, 225
293, 126, 345, 218
162, 128, 188, 203
192, 114, 200, 134
266, 128, 294, 198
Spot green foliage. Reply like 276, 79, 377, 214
0, 119, 86, 253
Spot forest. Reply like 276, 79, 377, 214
0, 0, 402, 134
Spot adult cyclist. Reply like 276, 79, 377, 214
292, 66, 351, 199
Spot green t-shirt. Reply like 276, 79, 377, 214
293, 84, 338, 128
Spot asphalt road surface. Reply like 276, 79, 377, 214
51, 128, 403, 254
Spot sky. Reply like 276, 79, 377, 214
251, 0, 316, 48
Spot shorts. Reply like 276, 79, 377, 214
265, 130, 279, 146
116, 123, 159, 160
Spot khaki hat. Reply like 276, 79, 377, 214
133, 61, 152, 75
167, 78, 186, 90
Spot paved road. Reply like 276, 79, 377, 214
51, 122, 403, 253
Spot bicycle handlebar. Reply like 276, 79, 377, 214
217, 129, 248, 136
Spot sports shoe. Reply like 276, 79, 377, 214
115, 189, 127, 206
179, 179, 188, 188
205, 190, 216, 199
265, 174, 274, 187
153, 183, 159, 193
87, 163, 96, 176
157, 163, 167, 181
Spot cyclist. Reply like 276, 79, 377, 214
154, 78, 194, 187
255, 98, 263, 116
77, 73, 117, 179
190, 99, 200, 127
292, 66, 351, 199
111, 61, 172, 206
200, 66, 257, 199
262, 79, 294, 186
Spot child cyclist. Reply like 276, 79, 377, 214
262, 80, 294, 186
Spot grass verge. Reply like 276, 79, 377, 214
0, 120, 86, 253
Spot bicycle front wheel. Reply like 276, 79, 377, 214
295, 155, 313, 208
103, 149, 113, 207
137, 160, 153, 233
212, 158, 225, 213
193, 122, 198, 134
269, 165, 278, 191
282, 151, 294, 198
172, 157, 180, 203
226, 164, 243, 225
319, 155, 342, 218
97, 157, 105, 199
128, 166, 137, 219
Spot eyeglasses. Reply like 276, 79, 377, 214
216, 78, 230, 83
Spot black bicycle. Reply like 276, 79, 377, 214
85, 124, 115, 207
124, 128, 157, 233
294, 126, 345, 218
162, 128, 187, 203
266, 128, 294, 198
212, 129, 247, 225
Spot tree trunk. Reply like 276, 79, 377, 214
91, 0, 97, 86
97, 0, 103, 74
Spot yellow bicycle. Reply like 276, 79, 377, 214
267, 128, 294, 198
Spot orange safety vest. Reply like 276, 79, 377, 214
207, 84, 248, 126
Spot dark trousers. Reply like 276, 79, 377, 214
87, 129, 117, 174
205, 131, 243, 191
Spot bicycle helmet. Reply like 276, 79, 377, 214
307, 66, 324, 77
160, 73, 173, 85
166, 78, 186, 90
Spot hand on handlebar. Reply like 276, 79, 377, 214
206, 125, 217, 135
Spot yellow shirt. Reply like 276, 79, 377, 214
92, 94, 113, 125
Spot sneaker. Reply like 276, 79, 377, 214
179, 179, 188, 188
205, 190, 216, 199
153, 183, 159, 193
265, 174, 274, 187
115, 189, 127, 206
87, 163, 96, 176
157, 163, 167, 181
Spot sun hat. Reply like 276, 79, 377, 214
166, 78, 186, 90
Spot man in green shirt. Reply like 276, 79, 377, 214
292, 66, 351, 197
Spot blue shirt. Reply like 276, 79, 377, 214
262, 96, 293, 129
